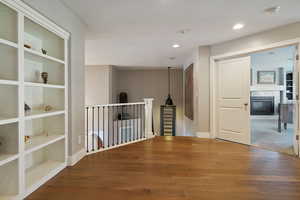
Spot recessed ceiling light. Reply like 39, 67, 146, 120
172, 44, 180, 48
169, 57, 176, 60
264, 6, 281, 14
177, 29, 191, 34
233, 23, 244, 30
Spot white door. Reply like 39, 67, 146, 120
216, 56, 251, 145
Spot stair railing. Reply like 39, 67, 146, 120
85, 98, 154, 154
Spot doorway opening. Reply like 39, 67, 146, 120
250, 45, 298, 155
211, 40, 300, 157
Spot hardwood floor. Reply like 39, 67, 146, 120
26, 136, 300, 200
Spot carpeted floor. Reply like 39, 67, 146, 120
251, 115, 295, 155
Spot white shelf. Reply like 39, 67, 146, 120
0, 80, 18, 86
24, 86, 65, 119
24, 82, 64, 89
0, 39, 17, 48
24, 48, 65, 85
25, 134, 65, 154
0, 118, 18, 126
0, 122, 18, 166
0, 154, 18, 167
25, 110, 65, 120
25, 160, 65, 193
24, 48, 65, 65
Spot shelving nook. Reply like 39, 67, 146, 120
0, 0, 69, 199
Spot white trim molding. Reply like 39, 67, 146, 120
195, 132, 211, 138
67, 148, 86, 166
211, 38, 300, 61
1, 0, 70, 39
210, 38, 300, 157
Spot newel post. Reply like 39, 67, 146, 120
144, 98, 154, 138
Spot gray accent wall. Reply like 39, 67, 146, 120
114, 68, 184, 135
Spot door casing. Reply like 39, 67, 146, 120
210, 38, 300, 157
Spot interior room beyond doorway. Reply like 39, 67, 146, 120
250, 45, 297, 155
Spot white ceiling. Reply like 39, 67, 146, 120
61, 0, 300, 67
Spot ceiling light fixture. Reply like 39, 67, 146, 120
264, 6, 281, 14
177, 29, 191, 35
233, 23, 244, 30
172, 44, 180, 48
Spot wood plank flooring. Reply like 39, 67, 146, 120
26, 136, 300, 200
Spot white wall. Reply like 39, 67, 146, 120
183, 46, 210, 137
211, 22, 300, 56
85, 66, 113, 143
111, 66, 118, 103
183, 48, 199, 137
85, 66, 112, 105
23, 0, 86, 155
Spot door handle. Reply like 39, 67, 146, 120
244, 103, 248, 110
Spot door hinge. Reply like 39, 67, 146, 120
296, 94, 299, 100
296, 135, 299, 141
296, 54, 299, 61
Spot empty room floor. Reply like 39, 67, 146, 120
26, 137, 300, 200
251, 116, 294, 155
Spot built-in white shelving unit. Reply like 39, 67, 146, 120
0, 159, 19, 200
25, 114, 65, 154
25, 139, 65, 197
0, 0, 69, 199
24, 86, 65, 117
0, 122, 18, 166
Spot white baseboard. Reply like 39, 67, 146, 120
68, 148, 86, 166
195, 132, 210, 138
148, 133, 156, 138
